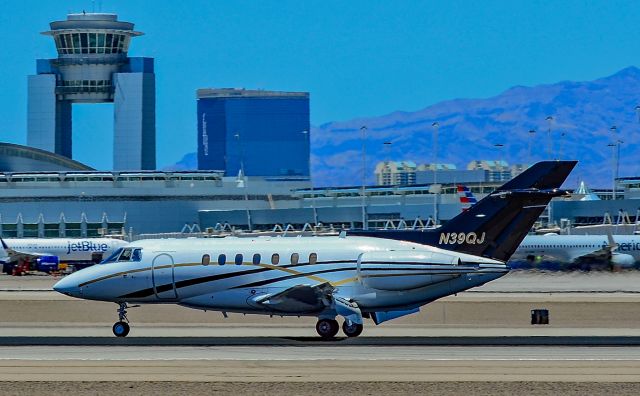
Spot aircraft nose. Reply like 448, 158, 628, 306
53, 275, 82, 297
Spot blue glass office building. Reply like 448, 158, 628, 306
197, 89, 310, 177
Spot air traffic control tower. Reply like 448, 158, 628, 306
27, 13, 156, 170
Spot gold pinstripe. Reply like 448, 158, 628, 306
253, 263, 330, 283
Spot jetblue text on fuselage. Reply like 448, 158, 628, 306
67, 241, 109, 254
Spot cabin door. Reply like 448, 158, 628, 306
152, 253, 177, 299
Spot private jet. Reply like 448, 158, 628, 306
53, 161, 576, 338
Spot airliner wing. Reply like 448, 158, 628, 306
252, 282, 334, 313
0, 238, 45, 264
574, 248, 611, 263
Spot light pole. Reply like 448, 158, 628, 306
528, 129, 536, 164
383, 141, 392, 185
301, 130, 317, 226
556, 131, 566, 160
494, 143, 505, 181
545, 116, 554, 160
234, 133, 252, 231
360, 125, 368, 230
431, 122, 440, 226
609, 125, 622, 201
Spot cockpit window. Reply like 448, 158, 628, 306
131, 249, 142, 262
100, 247, 142, 264
119, 248, 132, 261
101, 248, 123, 264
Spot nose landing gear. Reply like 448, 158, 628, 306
113, 302, 130, 337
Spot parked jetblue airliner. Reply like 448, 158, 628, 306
1, 238, 129, 273
53, 161, 576, 339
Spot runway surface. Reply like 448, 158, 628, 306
3, 335, 640, 346
1, 344, 640, 383
3, 272, 640, 390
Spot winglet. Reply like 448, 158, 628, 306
606, 230, 618, 252
0, 237, 7, 250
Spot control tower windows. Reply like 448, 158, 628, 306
54, 32, 129, 55
80, 33, 88, 53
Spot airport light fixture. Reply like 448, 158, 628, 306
360, 125, 368, 230
558, 131, 566, 160
608, 125, 622, 201
234, 133, 252, 230
545, 116, 554, 160
528, 129, 536, 165
431, 122, 440, 226
301, 130, 317, 226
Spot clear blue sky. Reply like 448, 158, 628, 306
1, 0, 639, 169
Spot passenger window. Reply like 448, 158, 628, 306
235, 254, 243, 265
252, 253, 261, 265
132, 249, 142, 262
271, 253, 280, 265
309, 253, 318, 265
291, 253, 299, 265
218, 254, 226, 265
119, 248, 132, 261
202, 254, 210, 266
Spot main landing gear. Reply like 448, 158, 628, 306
316, 319, 339, 339
315, 318, 364, 339
342, 321, 363, 338
113, 302, 130, 337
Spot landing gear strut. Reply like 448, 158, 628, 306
113, 302, 130, 337
316, 318, 339, 339
342, 320, 363, 337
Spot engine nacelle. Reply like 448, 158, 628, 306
611, 253, 635, 268
36, 256, 60, 273
358, 251, 460, 291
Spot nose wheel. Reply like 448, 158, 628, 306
113, 302, 131, 337
112, 321, 130, 337
316, 318, 339, 339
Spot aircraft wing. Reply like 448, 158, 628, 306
573, 248, 611, 262
252, 282, 334, 313
571, 233, 616, 263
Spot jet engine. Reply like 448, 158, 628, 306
35, 256, 60, 273
358, 251, 461, 291
611, 253, 635, 268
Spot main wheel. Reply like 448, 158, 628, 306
112, 321, 130, 337
342, 321, 363, 337
316, 319, 339, 339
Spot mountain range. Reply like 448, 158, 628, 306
170, 67, 640, 188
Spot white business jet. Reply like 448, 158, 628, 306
53, 161, 576, 338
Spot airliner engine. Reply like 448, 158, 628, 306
611, 253, 635, 268
357, 251, 460, 291
35, 256, 59, 273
